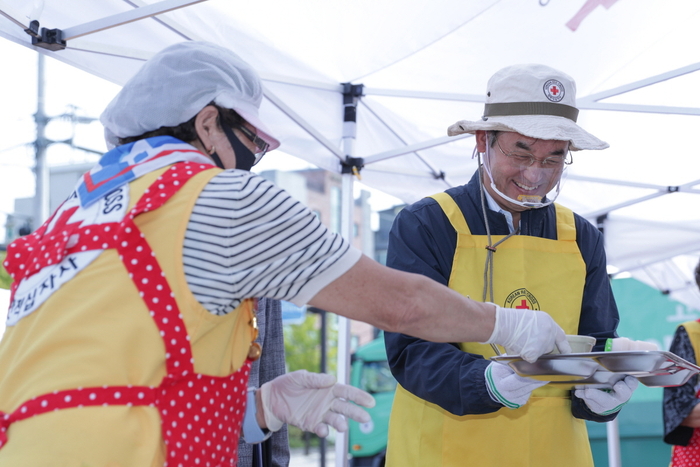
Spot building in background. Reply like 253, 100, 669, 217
373, 205, 405, 266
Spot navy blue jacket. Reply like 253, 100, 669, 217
385, 170, 620, 421
663, 325, 698, 446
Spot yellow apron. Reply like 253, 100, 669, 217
0, 167, 257, 467
386, 192, 592, 467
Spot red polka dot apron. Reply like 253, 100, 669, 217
1, 162, 257, 467
672, 425, 700, 467
671, 320, 700, 467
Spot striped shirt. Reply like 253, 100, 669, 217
183, 170, 361, 316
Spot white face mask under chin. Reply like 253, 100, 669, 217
479, 143, 566, 209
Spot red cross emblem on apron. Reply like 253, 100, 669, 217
2, 162, 255, 467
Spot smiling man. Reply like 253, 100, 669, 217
384, 64, 636, 467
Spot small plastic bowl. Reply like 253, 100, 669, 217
550, 335, 596, 354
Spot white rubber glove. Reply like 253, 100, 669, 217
260, 370, 376, 437
485, 362, 549, 409
483, 304, 571, 363
574, 376, 638, 415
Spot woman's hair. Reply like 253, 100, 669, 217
695, 259, 700, 290
118, 103, 245, 146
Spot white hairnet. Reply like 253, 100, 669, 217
100, 41, 280, 151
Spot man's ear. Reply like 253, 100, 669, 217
194, 105, 220, 149
476, 130, 488, 153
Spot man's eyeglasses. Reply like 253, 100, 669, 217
234, 124, 270, 160
496, 139, 573, 169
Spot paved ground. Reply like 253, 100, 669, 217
289, 446, 337, 467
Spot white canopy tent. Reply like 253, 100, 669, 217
2, 0, 700, 465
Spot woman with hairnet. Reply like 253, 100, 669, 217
0, 42, 569, 466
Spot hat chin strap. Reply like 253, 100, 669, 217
487, 180, 560, 209
480, 144, 563, 210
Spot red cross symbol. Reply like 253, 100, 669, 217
549, 85, 560, 96
515, 299, 531, 309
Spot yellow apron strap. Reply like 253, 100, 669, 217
682, 320, 700, 351
431, 196, 575, 240
428, 193, 472, 235
554, 203, 576, 241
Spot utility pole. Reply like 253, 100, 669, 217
29, 52, 99, 232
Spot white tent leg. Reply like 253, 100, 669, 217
335, 173, 354, 467
607, 411, 622, 466
34, 53, 50, 228
335, 83, 361, 467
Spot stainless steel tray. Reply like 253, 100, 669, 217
491, 351, 700, 389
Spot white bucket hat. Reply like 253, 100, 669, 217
101, 41, 281, 151
447, 64, 608, 151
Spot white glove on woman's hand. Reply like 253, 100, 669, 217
574, 376, 638, 415
260, 370, 376, 437
483, 304, 570, 363
485, 362, 549, 409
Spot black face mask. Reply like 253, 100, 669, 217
198, 111, 257, 171
219, 121, 256, 171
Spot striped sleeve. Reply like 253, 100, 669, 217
182, 170, 361, 316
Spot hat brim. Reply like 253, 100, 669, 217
214, 94, 281, 152
234, 108, 281, 152
447, 115, 608, 151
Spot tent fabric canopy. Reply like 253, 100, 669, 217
1, 0, 700, 311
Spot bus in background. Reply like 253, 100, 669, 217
348, 332, 396, 467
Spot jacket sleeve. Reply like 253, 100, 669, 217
663, 326, 699, 446
384, 205, 502, 415
257, 299, 291, 467
570, 216, 622, 423
236, 298, 290, 467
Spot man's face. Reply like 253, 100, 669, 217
477, 131, 569, 213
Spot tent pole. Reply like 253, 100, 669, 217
33, 53, 50, 229
263, 87, 344, 159
363, 134, 470, 164
335, 83, 363, 467
335, 174, 353, 467
61, 0, 207, 40
599, 213, 623, 467
607, 418, 622, 467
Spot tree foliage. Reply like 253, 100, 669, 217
0, 252, 11, 290
283, 312, 337, 376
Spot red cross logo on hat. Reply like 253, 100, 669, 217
543, 79, 565, 102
